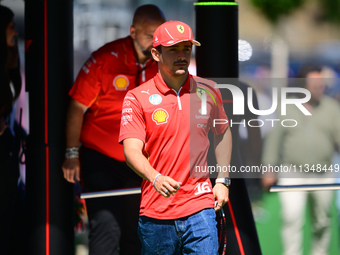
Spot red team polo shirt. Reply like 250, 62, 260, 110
119, 73, 229, 219
69, 36, 158, 161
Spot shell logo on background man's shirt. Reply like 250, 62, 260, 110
152, 109, 169, 125
113, 75, 130, 91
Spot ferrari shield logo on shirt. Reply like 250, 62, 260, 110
149, 94, 162, 105
177, 25, 184, 33
196, 87, 206, 100
113, 75, 130, 91
152, 108, 169, 125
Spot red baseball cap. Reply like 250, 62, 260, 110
153, 20, 201, 47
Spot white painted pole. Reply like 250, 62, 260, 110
270, 183, 340, 192
80, 187, 141, 199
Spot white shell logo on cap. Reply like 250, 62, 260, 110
149, 94, 162, 105
177, 25, 184, 33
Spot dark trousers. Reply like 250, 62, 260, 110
80, 146, 142, 255
0, 129, 23, 255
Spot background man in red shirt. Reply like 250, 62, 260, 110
61, 5, 165, 255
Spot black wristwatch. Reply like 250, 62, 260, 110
215, 177, 231, 187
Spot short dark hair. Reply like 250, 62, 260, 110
132, 4, 165, 26
0, 5, 14, 30
296, 64, 322, 79
155, 45, 162, 53
292, 64, 322, 89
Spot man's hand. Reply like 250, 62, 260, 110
213, 183, 229, 211
153, 175, 182, 198
62, 158, 81, 183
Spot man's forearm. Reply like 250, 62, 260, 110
214, 127, 232, 178
123, 138, 159, 183
65, 99, 86, 148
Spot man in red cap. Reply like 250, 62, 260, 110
119, 20, 232, 254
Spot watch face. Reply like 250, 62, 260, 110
216, 177, 231, 186
225, 178, 231, 186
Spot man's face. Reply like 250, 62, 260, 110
155, 41, 192, 77
305, 71, 325, 103
131, 19, 163, 59
6, 19, 18, 47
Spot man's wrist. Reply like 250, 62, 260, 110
65, 147, 79, 159
152, 173, 162, 187
215, 177, 231, 187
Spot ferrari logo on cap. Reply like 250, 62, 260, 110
177, 25, 184, 34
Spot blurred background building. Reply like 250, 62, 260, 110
4, 0, 340, 76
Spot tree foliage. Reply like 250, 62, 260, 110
250, 0, 305, 24
319, 0, 340, 24
250, 0, 340, 25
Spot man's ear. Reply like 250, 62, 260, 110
130, 26, 136, 40
151, 48, 160, 62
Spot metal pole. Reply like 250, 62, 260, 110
270, 183, 340, 192
195, 1, 238, 78
81, 187, 142, 199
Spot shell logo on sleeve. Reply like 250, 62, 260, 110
152, 108, 169, 125
113, 75, 130, 91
